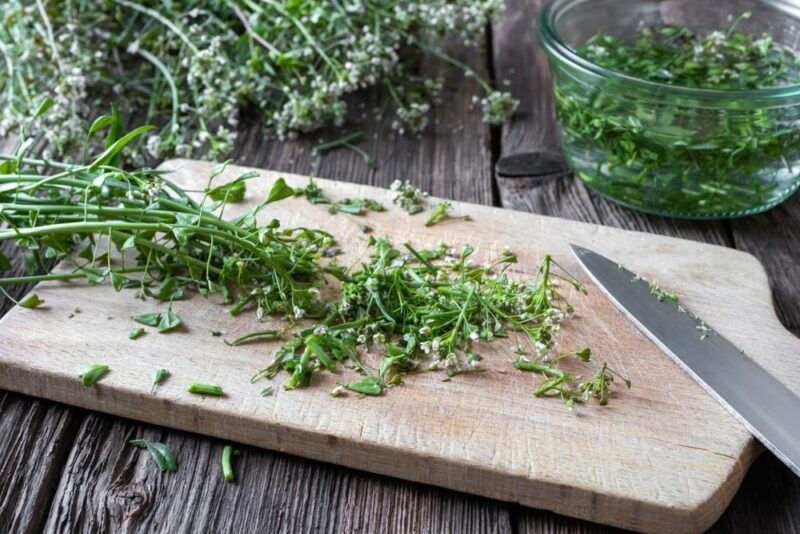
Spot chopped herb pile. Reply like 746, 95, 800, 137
581, 13, 800, 90
552, 12, 800, 218
254, 238, 622, 406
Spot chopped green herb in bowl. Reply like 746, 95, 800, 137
537, 1, 800, 219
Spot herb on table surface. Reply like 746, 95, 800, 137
18, 293, 45, 309
131, 308, 182, 333
129, 327, 146, 340
78, 364, 110, 387
313, 132, 376, 168
224, 329, 283, 346
0, 1, 515, 165
425, 201, 470, 227
0, 132, 337, 328
188, 383, 224, 396
211, 330, 223, 337
259, 386, 274, 397
130, 439, 177, 472
554, 12, 800, 217
221, 444, 239, 482
297, 178, 384, 216
389, 180, 427, 215
157, 306, 182, 333
150, 369, 170, 393
258, 238, 608, 407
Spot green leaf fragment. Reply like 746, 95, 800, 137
187, 383, 224, 396
345, 376, 382, 396
259, 386, 274, 396
129, 439, 177, 472
18, 293, 45, 308
132, 312, 161, 327
157, 309, 182, 333
78, 364, 109, 386
129, 327, 145, 340
150, 369, 170, 393
221, 444, 238, 482
266, 178, 295, 204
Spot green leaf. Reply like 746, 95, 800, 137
0, 251, 10, 272
157, 309, 181, 333
129, 439, 177, 472
132, 312, 161, 327
33, 96, 54, 120
88, 115, 113, 135
89, 125, 155, 170
206, 180, 246, 203
129, 327, 146, 340
266, 177, 295, 204
150, 368, 170, 393
78, 364, 110, 386
105, 105, 123, 150
109, 271, 128, 292
152, 276, 184, 301
18, 294, 44, 308
346, 376, 382, 396
121, 236, 137, 251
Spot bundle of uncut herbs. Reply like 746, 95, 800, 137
0, 0, 517, 165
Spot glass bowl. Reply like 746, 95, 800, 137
536, 0, 800, 219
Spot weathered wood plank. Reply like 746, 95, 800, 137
41, 38, 508, 534
0, 236, 84, 534
44, 413, 511, 534
729, 194, 800, 337
0, 392, 81, 534
491, 0, 800, 532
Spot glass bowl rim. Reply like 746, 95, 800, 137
536, 0, 800, 101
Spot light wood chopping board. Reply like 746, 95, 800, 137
1, 159, 798, 533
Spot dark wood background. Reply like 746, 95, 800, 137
2, 1, 799, 531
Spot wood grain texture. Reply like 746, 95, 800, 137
44, 412, 510, 534
0, 392, 82, 534
32, 40, 505, 534
2, 160, 799, 533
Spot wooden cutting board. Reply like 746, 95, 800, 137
1, 159, 798, 533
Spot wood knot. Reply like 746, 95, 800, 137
108, 481, 150, 520
495, 150, 569, 191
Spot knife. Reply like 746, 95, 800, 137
570, 244, 800, 478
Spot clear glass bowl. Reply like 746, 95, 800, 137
536, 0, 800, 219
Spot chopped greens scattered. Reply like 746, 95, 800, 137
129, 327, 146, 340
18, 294, 45, 309
130, 439, 177, 472
425, 201, 469, 227
78, 364, 109, 387
554, 12, 800, 217
150, 369, 170, 394
188, 383, 224, 396
252, 237, 619, 408
221, 444, 239, 482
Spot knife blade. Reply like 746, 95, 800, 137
569, 243, 800, 478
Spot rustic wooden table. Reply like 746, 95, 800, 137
2, 1, 799, 532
